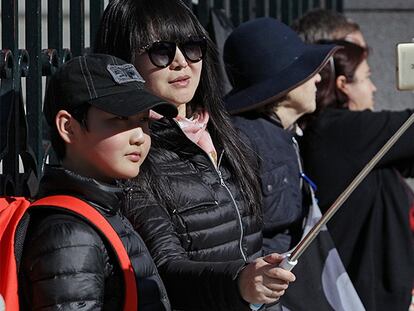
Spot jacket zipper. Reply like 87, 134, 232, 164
216, 152, 248, 263
292, 136, 304, 189
171, 119, 248, 262
124, 186, 133, 213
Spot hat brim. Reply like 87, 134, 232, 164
88, 89, 178, 118
225, 44, 339, 114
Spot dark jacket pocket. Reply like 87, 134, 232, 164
261, 164, 289, 197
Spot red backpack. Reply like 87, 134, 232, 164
0, 195, 137, 310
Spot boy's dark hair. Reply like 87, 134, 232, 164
291, 9, 360, 44
95, 0, 261, 215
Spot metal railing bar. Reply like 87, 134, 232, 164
70, 0, 85, 56
48, 0, 63, 56
1, 0, 20, 195
90, 0, 104, 52
25, 0, 42, 183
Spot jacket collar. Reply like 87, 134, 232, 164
264, 113, 303, 136
150, 117, 224, 156
37, 165, 125, 214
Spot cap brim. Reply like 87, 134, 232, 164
88, 89, 178, 118
225, 44, 339, 114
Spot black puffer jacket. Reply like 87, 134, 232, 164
19, 165, 170, 311
125, 118, 263, 311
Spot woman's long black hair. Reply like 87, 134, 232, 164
95, 0, 261, 215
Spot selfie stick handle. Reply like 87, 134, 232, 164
250, 111, 414, 311
278, 254, 298, 271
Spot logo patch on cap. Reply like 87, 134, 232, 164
107, 64, 145, 84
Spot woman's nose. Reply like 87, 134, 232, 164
130, 127, 145, 145
170, 47, 188, 69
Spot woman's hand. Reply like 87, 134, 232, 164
238, 253, 296, 305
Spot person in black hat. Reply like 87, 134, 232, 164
223, 18, 359, 311
224, 16, 337, 257
19, 54, 177, 310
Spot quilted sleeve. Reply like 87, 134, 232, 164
19, 212, 114, 310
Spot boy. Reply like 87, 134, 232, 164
18, 54, 177, 310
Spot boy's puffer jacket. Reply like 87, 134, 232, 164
19, 165, 170, 311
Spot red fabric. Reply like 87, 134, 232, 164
0, 197, 31, 311
0, 195, 137, 311
410, 204, 414, 233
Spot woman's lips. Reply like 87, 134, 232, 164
169, 75, 190, 87
126, 152, 141, 162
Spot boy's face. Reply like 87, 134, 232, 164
67, 106, 151, 182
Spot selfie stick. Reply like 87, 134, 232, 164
250, 112, 414, 311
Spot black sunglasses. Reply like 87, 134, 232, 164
139, 36, 207, 68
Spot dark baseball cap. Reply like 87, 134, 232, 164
44, 54, 177, 126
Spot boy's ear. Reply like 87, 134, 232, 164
55, 110, 78, 143
336, 75, 350, 95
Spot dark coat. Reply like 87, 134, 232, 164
300, 108, 414, 311
231, 114, 305, 254
19, 165, 170, 311
126, 118, 263, 311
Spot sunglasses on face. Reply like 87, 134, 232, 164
139, 36, 207, 68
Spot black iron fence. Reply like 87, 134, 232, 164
0, 0, 343, 196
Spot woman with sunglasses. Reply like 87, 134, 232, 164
95, 1, 295, 310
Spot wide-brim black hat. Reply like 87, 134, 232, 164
223, 17, 339, 114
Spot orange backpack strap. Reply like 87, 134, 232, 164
0, 197, 31, 311
31, 195, 138, 311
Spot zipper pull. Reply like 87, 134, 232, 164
123, 186, 133, 212
217, 170, 225, 186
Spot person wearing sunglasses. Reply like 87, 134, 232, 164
95, 0, 295, 310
